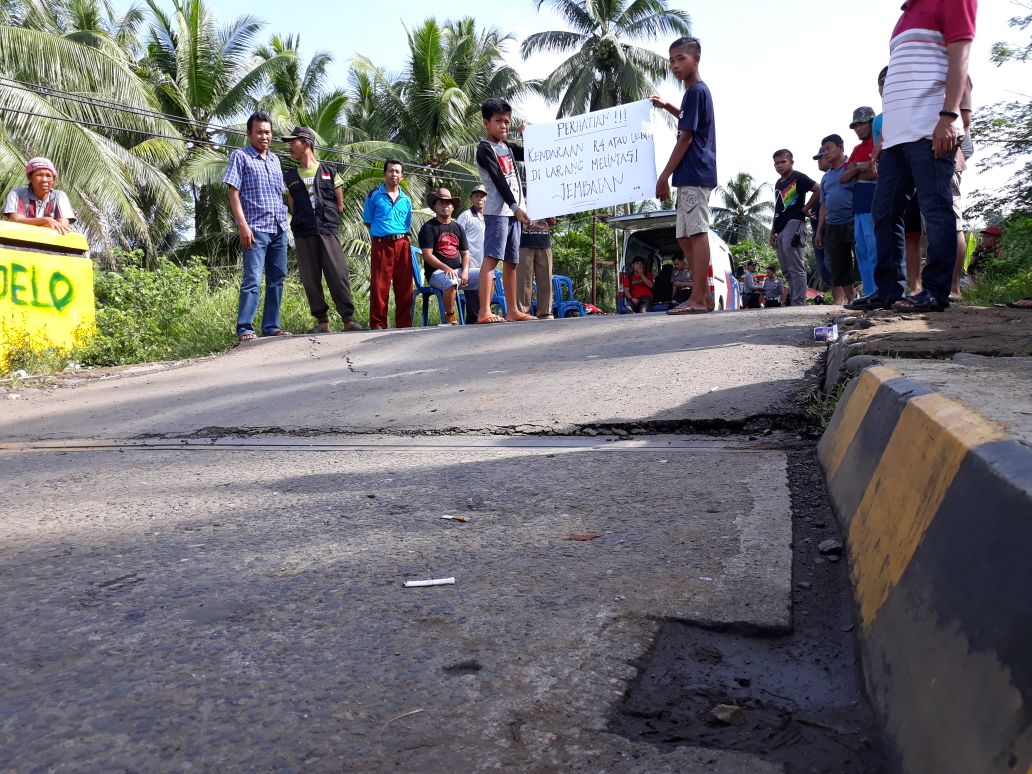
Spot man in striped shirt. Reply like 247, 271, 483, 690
847, 0, 976, 313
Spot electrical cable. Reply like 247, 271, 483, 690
0, 76, 484, 182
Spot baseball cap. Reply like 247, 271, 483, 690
25, 157, 57, 177
812, 148, 825, 160
279, 126, 317, 145
471, 185, 487, 195
982, 225, 1002, 236
849, 106, 876, 128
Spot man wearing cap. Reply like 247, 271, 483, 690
847, 0, 976, 313
770, 149, 820, 306
362, 159, 413, 329
457, 186, 487, 323
803, 148, 833, 288
967, 224, 1001, 277
840, 107, 878, 296
281, 126, 365, 333
741, 260, 762, 309
4, 157, 76, 235
224, 111, 291, 341
417, 187, 471, 325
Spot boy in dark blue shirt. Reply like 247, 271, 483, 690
653, 36, 718, 315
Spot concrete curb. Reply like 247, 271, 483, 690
817, 364, 1032, 774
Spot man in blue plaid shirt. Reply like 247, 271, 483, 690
224, 111, 291, 341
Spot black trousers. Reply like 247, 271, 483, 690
296, 233, 356, 324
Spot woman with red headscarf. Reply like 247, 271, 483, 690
4, 157, 76, 235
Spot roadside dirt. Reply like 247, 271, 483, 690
610, 448, 886, 774
846, 305, 1032, 358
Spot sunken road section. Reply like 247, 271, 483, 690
818, 364, 1032, 774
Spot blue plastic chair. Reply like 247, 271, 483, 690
551, 275, 585, 318
411, 247, 464, 326
491, 268, 507, 317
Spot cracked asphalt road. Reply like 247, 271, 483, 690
0, 308, 831, 441
1, 309, 834, 772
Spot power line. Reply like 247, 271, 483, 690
0, 76, 484, 183
0, 102, 489, 188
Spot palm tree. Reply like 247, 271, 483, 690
521, 0, 690, 118
0, 12, 185, 258
142, 0, 293, 240
350, 17, 526, 197
711, 172, 774, 246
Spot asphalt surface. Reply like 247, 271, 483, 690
0, 308, 832, 440
0, 308, 840, 772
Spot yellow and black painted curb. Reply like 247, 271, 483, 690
817, 365, 1032, 774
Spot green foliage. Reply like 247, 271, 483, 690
77, 249, 374, 367
730, 241, 776, 271
960, 216, 1032, 306
805, 383, 846, 430
0, 324, 76, 376
552, 214, 618, 312
522, 0, 691, 118
711, 173, 773, 245
970, 5, 1032, 217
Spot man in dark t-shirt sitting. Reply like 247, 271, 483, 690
418, 187, 472, 325
770, 149, 820, 307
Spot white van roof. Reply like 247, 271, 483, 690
604, 210, 677, 231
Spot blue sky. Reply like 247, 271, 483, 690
148, 0, 1026, 217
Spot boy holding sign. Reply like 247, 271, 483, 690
653, 36, 718, 315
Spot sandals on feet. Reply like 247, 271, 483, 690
238, 332, 257, 341
892, 291, 949, 313
478, 314, 506, 324
1005, 297, 1032, 310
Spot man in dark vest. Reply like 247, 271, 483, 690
281, 126, 365, 332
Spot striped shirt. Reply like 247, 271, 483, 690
881, 0, 977, 150
223, 144, 288, 233
4, 188, 76, 222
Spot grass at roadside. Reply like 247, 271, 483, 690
1, 251, 381, 378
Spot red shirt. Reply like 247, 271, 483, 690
848, 136, 874, 164
622, 271, 654, 300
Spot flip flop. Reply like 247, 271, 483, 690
666, 304, 710, 315
506, 313, 537, 322
308, 325, 330, 334
1005, 297, 1032, 310
478, 314, 507, 324
271, 329, 294, 336
238, 332, 257, 341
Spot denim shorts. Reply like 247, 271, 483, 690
484, 215, 521, 264
428, 266, 480, 291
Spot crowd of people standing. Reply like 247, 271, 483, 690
9, 2, 1023, 336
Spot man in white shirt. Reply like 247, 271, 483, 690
457, 186, 487, 323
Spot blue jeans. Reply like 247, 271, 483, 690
853, 212, 877, 296
872, 139, 956, 301
237, 227, 288, 336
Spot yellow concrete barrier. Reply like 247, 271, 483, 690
0, 221, 93, 366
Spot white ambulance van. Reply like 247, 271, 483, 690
606, 210, 740, 312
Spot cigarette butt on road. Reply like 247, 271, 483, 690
403, 577, 456, 588
440, 514, 470, 523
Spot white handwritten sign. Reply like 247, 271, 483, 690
523, 100, 656, 219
